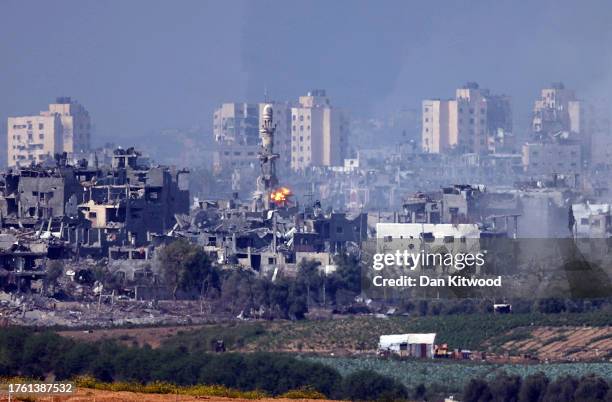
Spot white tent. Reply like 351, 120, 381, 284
378, 333, 437, 358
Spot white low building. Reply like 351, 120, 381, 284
378, 333, 437, 358
572, 203, 612, 238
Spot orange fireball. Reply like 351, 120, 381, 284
270, 187, 292, 205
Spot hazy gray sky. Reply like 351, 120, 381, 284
1, 0, 612, 144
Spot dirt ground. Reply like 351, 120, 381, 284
501, 326, 612, 361
0, 388, 336, 402
59, 325, 206, 348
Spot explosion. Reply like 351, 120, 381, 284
270, 187, 292, 205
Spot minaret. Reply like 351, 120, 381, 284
258, 104, 279, 210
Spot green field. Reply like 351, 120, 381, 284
162, 311, 611, 353
304, 356, 612, 393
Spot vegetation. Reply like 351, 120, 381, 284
463, 372, 611, 402
0, 327, 407, 400
158, 239, 218, 300
305, 356, 612, 394
0, 327, 610, 400
74, 376, 268, 399
161, 311, 612, 353
156, 241, 364, 319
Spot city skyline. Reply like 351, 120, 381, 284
2, 0, 612, 149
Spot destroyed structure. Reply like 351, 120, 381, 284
0, 148, 189, 296
2, 91, 611, 328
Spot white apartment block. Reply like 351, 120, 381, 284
8, 114, 63, 166
7, 97, 91, 167
290, 90, 348, 170
422, 99, 454, 153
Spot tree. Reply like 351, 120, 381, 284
574, 374, 609, 401
463, 378, 493, 402
342, 370, 408, 401
489, 373, 521, 402
296, 259, 323, 306
543, 375, 577, 402
518, 372, 549, 402
333, 253, 361, 293
158, 239, 218, 300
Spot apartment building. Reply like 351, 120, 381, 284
291, 90, 348, 170
43, 97, 91, 153
7, 97, 91, 167
532, 83, 582, 135
422, 100, 455, 153
212, 101, 292, 174
213, 103, 260, 145
522, 142, 581, 175
422, 83, 512, 155
7, 114, 63, 166
524, 83, 595, 172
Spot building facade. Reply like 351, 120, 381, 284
7, 98, 91, 167
7, 114, 63, 166
422, 83, 512, 155
44, 97, 91, 153
522, 142, 581, 175
291, 90, 348, 170
532, 83, 582, 136
213, 102, 293, 175
213, 103, 260, 145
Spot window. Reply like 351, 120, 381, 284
581, 218, 589, 225
39, 133, 44, 140
38, 123, 44, 129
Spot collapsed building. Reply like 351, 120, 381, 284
0, 148, 189, 294
76, 148, 189, 258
